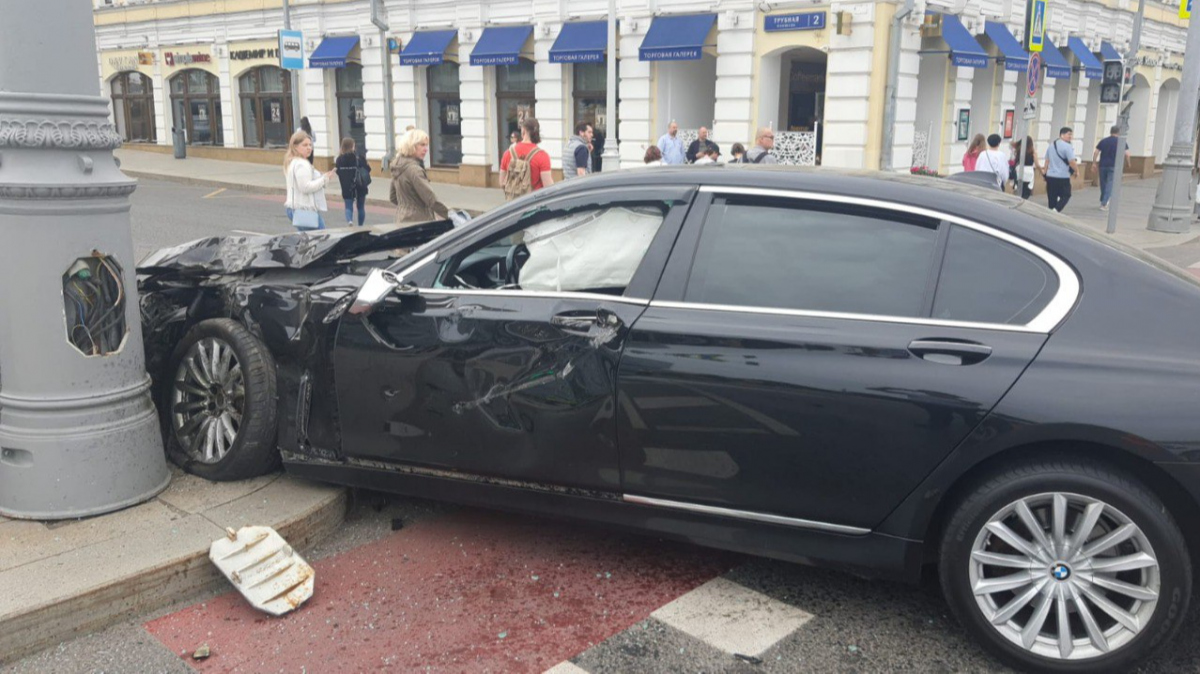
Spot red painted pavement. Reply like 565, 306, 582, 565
1189, 268, 1200, 280
146, 510, 736, 673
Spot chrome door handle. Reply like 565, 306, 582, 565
908, 339, 993, 365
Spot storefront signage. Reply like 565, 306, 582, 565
231, 47, 280, 60
639, 47, 701, 61
107, 52, 155, 71
470, 54, 520, 66
764, 12, 826, 32
278, 29, 304, 69
164, 52, 211, 67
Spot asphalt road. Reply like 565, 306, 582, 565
11, 178, 1200, 673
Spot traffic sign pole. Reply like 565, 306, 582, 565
1017, 53, 1043, 196
1107, 0, 1147, 234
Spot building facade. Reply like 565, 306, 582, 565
92, 0, 1193, 186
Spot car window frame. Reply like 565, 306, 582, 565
654, 186, 1079, 335
388, 186, 698, 304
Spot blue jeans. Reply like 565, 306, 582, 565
285, 207, 326, 230
1099, 166, 1115, 206
344, 194, 367, 226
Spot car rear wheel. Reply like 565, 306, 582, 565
163, 318, 279, 481
939, 459, 1191, 673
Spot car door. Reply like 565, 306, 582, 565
332, 186, 695, 492
617, 188, 1072, 530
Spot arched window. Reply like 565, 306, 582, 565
110, 72, 157, 143
238, 66, 293, 148
335, 63, 365, 151
427, 62, 462, 166
170, 69, 223, 146
496, 59, 536, 160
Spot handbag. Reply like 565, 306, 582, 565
1053, 140, 1076, 177
292, 209, 321, 230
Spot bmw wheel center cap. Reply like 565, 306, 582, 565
1051, 563, 1072, 581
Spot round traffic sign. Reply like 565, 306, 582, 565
1027, 53, 1043, 97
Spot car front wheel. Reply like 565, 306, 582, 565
163, 318, 279, 481
939, 459, 1191, 673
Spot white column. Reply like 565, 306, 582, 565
1074, 77, 1092, 154
891, 26, 921, 171
946, 65, 976, 173
393, 32, 420, 139
999, 68, 1019, 139
617, 22, 652, 169
533, 30, 567, 171
301, 66, 330, 156
823, 2, 878, 169
360, 31, 388, 163
712, 10, 755, 154
1035, 77, 1056, 144
152, 60, 169, 146
216, 45, 237, 148
458, 36, 490, 170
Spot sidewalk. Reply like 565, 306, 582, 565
114, 148, 508, 215
0, 466, 345, 664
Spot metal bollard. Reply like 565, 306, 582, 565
173, 126, 187, 159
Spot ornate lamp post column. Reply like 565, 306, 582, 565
1147, 13, 1200, 233
0, 0, 169, 518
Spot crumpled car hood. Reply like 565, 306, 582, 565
137, 221, 452, 276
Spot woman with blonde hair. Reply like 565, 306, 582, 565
283, 131, 335, 230
389, 128, 448, 226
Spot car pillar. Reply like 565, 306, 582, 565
0, 0, 170, 518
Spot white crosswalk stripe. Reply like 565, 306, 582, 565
650, 576, 815, 657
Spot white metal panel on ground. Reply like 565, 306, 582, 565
209, 525, 314, 616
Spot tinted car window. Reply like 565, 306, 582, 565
685, 197, 940, 317
932, 226, 1059, 325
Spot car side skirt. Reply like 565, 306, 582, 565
282, 456, 924, 582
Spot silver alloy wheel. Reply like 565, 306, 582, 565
171, 337, 245, 464
969, 492, 1160, 661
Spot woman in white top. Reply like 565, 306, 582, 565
284, 131, 336, 230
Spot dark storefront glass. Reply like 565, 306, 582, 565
335, 63, 366, 151
427, 63, 462, 166
110, 72, 156, 143
238, 66, 293, 148
170, 69, 223, 146
496, 60, 535, 160
573, 62, 615, 172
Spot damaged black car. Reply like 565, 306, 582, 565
139, 166, 1200, 674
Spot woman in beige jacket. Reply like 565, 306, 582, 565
389, 129, 449, 226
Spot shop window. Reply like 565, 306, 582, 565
496, 59, 536, 161
110, 72, 157, 143
335, 63, 366, 152
572, 62, 616, 172
170, 69, 223, 146
238, 66, 293, 149
427, 63, 463, 167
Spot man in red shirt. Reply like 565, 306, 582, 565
500, 117, 554, 194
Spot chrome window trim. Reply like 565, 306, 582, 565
695, 186, 1081, 334
393, 252, 437, 281
649, 300, 1042, 333
623, 494, 870, 536
422, 287, 651, 306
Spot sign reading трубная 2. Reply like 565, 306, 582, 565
765, 12, 827, 32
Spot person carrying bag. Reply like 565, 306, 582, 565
283, 131, 335, 231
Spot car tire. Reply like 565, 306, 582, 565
939, 458, 1191, 674
162, 318, 279, 481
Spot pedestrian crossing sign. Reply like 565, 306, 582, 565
1182, 0, 1192, 19
1026, 0, 1047, 52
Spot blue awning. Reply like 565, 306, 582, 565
399, 30, 457, 66
309, 36, 359, 69
1100, 41, 1122, 62
470, 25, 533, 66
639, 14, 716, 61
1041, 38, 1072, 79
939, 15, 989, 68
550, 21, 607, 63
984, 21, 1028, 72
1067, 37, 1103, 79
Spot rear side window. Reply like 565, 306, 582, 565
932, 225, 1059, 325
684, 197, 940, 317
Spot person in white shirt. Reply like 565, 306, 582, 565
976, 134, 1010, 191
693, 148, 719, 165
283, 131, 336, 229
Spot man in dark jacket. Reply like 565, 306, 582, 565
685, 126, 719, 164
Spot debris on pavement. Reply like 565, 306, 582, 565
193, 644, 211, 660
391, 518, 405, 531
734, 653, 763, 665
209, 526, 315, 616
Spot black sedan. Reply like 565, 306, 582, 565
138, 166, 1200, 673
